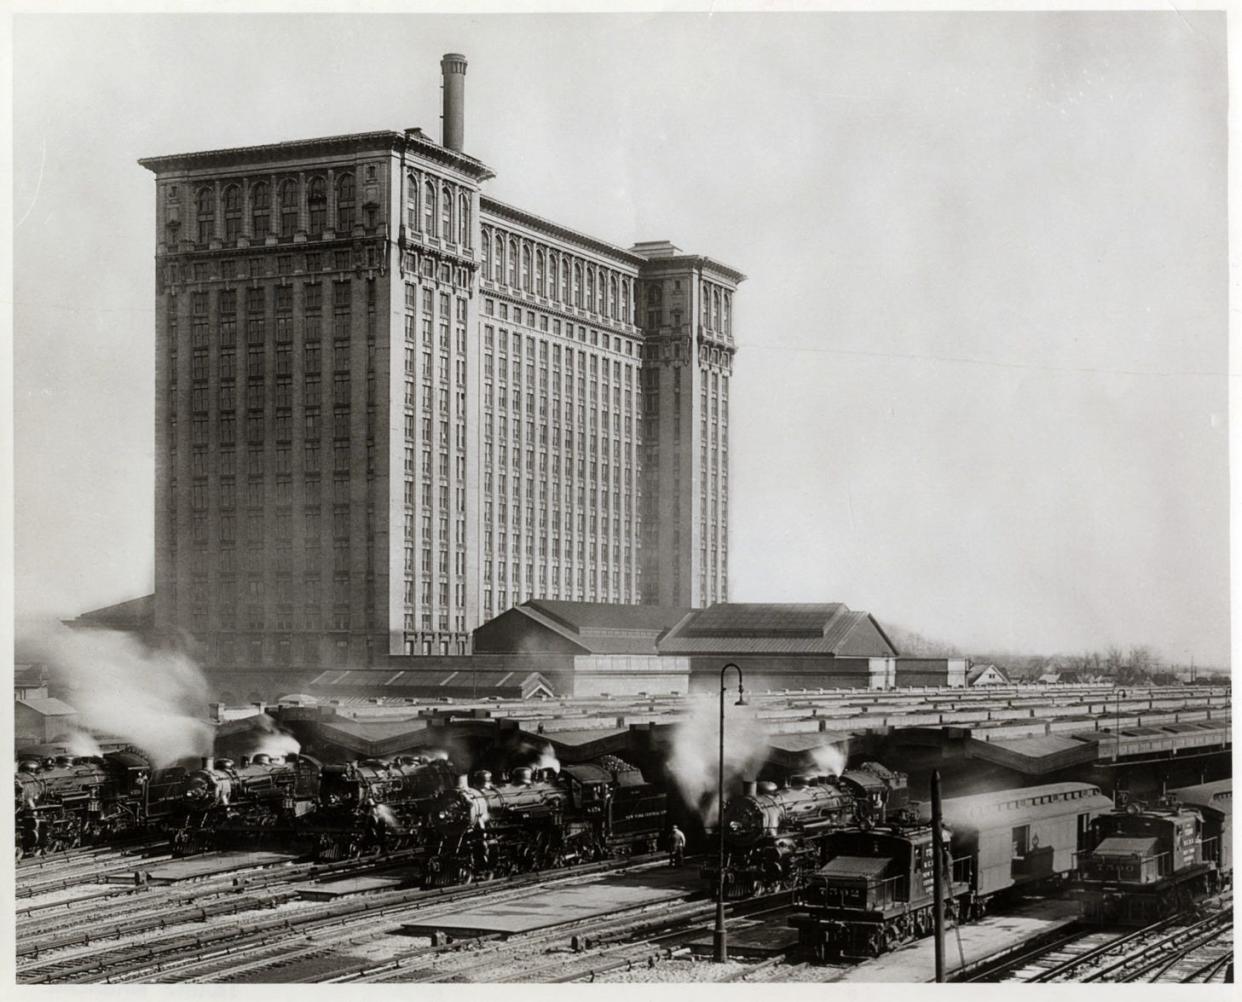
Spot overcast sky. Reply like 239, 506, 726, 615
12, 12, 1230, 665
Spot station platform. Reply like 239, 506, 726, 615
829, 898, 1080, 982
299, 866, 423, 900
398, 863, 699, 939
119, 850, 299, 884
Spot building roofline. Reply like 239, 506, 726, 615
481, 196, 647, 266
139, 128, 496, 182
633, 252, 747, 285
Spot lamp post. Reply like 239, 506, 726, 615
714, 662, 745, 963
1113, 687, 1127, 763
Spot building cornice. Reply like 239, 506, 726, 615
635, 254, 747, 286
481, 197, 647, 268
139, 128, 495, 183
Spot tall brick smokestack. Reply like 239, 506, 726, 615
441, 53, 467, 152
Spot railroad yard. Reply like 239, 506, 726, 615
15, 682, 1233, 984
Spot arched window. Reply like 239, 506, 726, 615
609, 276, 619, 319
535, 251, 545, 296
251, 181, 270, 240
493, 235, 504, 282
723, 292, 731, 334
458, 193, 470, 246
280, 179, 298, 237
621, 281, 630, 324
223, 185, 242, 242
585, 269, 595, 312
307, 176, 326, 234
196, 186, 215, 244
508, 239, 518, 287
424, 181, 436, 235
406, 174, 419, 230
521, 245, 531, 291
441, 184, 453, 240
481, 228, 491, 274
713, 290, 721, 329
562, 260, 571, 303
336, 172, 355, 231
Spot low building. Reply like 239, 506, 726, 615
14, 663, 49, 701
15, 696, 79, 745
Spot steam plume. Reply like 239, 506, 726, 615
63, 730, 104, 758
244, 712, 301, 758
533, 743, 560, 775
808, 742, 848, 778
21, 622, 213, 767
667, 695, 770, 826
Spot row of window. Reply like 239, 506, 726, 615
175, 168, 380, 245
481, 228, 635, 325
404, 171, 473, 247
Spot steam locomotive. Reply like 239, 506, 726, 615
792, 781, 1116, 960
17, 752, 150, 858
1074, 780, 1232, 925
424, 757, 666, 886
298, 755, 459, 861
703, 762, 909, 896
170, 753, 322, 855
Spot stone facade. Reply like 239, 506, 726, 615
139, 56, 742, 670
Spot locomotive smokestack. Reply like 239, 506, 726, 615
440, 53, 467, 152
456, 774, 469, 789
742, 780, 757, 798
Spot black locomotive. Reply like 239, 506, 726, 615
425, 757, 666, 885
170, 753, 321, 856
298, 755, 459, 860
703, 762, 909, 896
1074, 789, 1230, 925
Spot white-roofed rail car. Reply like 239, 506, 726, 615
1073, 787, 1225, 925
791, 781, 1114, 961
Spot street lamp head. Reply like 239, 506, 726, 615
734, 694, 747, 707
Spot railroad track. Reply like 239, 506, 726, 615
1029, 906, 1232, 984
18, 852, 672, 984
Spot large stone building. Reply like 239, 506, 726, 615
140, 55, 742, 669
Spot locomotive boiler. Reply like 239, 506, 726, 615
300, 755, 459, 860
16, 751, 158, 858
704, 762, 909, 896
171, 753, 320, 855
425, 758, 666, 886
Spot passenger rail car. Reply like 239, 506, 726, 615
703, 762, 908, 897
792, 781, 1114, 960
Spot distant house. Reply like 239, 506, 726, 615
966, 663, 1010, 686
14, 663, 49, 701
1036, 672, 1061, 685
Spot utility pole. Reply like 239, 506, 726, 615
931, 769, 945, 983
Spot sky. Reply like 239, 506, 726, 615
11, 12, 1231, 666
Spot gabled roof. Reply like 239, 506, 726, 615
658, 603, 897, 657
66, 594, 155, 631
478, 601, 691, 656
16, 697, 77, 717
967, 663, 1010, 685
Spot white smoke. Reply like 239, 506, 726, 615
423, 749, 450, 761
374, 803, 399, 829
667, 695, 770, 826
63, 730, 104, 758
533, 743, 560, 775
808, 743, 848, 778
22, 622, 213, 768
246, 712, 301, 758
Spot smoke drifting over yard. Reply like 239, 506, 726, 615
22, 621, 214, 767
666, 695, 770, 826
